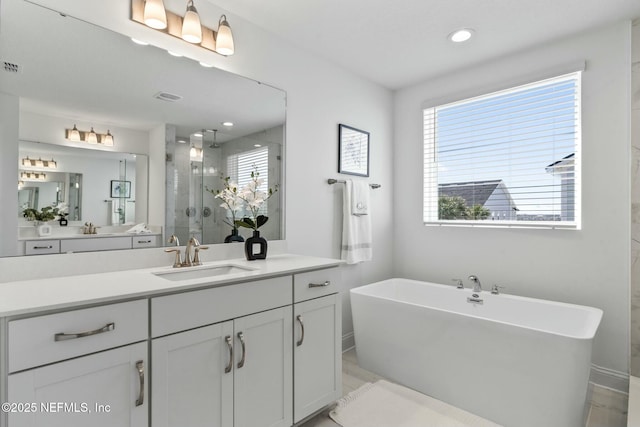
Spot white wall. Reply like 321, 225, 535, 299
0, 93, 20, 256
12, 0, 395, 347
394, 22, 631, 374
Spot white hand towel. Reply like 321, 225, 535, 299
350, 180, 370, 216
341, 180, 373, 264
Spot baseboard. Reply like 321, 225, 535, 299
590, 364, 629, 393
342, 332, 355, 352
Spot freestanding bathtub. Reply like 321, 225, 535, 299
351, 278, 603, 427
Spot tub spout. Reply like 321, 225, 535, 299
468, 275, 482, 292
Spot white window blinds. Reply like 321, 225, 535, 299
227, 146, 269, 215
423, 72, 581, 228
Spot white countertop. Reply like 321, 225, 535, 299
0, 254, 342, 317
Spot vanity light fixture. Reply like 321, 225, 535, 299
131, 0, 235, 56
20, 171, 47, 181
65, 126, 115, 146
143, 0, 167, 30
68, 124, 81, 141
181, 0, 202, 43
87, 127, 98, 144
215, 15, 234, 55
102, 130, 115, 146
21, 156, 57, 169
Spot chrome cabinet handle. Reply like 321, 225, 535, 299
54, 322, 115, 341
135, 360, 144, 407
32, 245, 53, 250
237, 332, 246, 369
296, 315, 305, 347
224, 335, 233, 373
309, 281, 330, 288
137, 240, 152, 244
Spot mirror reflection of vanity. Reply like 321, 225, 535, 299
0, 0, 286, 257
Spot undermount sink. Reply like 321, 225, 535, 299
153, 264, 256, 281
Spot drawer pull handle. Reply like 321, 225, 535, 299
137, 240, 152, 244
135, 360, 145, 406
296, 315, 305, 347
237, 332, 246, 369
32, 245, 53, 250
54, 322, 115, 341
224, 335, 233, 374
309, 281, 330, 288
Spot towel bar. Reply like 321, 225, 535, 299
327, 179, 381, 189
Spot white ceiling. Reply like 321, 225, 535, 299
210, 0, 640, 89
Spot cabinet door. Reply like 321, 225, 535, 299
233, 306, 292, 427
152, 321, 234, 427
8, 341, 147, 427
294, 294, 342, 423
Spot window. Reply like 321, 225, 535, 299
423, 72, 581, 228
227, 146, 269, 216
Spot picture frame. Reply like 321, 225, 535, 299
110, 180, 131, 198
338, 124, 370, 177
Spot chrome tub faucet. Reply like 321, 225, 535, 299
468, 275, 482, 292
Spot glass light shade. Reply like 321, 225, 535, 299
143, 0, 167, 29
190, 145, 197, 157
102, 130, 114, 146
87, 127, 98, 144
35, 158, 44, 168
216, 16, 234, 55
69, 124, 81, 141
182, 1, 202, 44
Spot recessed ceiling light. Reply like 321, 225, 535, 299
222, 121, 234, 127
131, 38, 149, 46
254, 144, 262, 148
177, 139, 187, 144
193, 132, 203, 138
448, 28, 474, 43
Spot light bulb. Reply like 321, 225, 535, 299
143, 0, 167, 30
182, 0, 202, 44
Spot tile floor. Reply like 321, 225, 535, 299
300, 349, 629, 427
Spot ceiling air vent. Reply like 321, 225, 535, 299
3, 62, 20, 73
153, 91, 183, 102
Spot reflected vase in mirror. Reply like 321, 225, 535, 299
36, 222, 52, 237
224, 228, 244, 243
245, 230, 267, 261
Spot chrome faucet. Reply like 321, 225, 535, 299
184, 236, 200, 267
164, 235, 209, 268
468, 275, 482, 292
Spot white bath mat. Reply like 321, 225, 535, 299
329, 380, 502, 427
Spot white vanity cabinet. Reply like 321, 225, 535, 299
5, 300, 149, 427
0, 257, 344, 427
151, 277, 293, 427
292, 269, 342, 423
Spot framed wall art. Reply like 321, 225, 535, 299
338, 124, 370, 177
110, 180, 131, 198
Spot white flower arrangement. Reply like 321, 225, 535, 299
208, 165, 278, 232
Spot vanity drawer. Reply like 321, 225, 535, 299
132, 235, 159, 248
293, 268, 340, 303
152, 276, 292, 337
8, 299, 148, 373
25, 239, 60, 255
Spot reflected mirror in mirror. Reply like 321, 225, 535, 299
0, 0, 286, 256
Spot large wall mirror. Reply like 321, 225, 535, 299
0, 0, 286, 256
